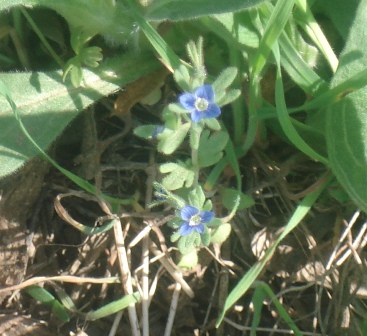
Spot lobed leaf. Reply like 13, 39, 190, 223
197, 130, 229, 168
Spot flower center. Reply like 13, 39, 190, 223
195, 97, 209, 112
189, 214, 201, 226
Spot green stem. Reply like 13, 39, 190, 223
192, 147, 200, 188
229, 49, 246, 146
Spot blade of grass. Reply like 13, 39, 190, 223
86, 293, 141, 321
294, 0, 338, 73
127, 0, 182, 72
242, 0, 295, 155
251, 282, 302, 336
216, 172, 332, 326
273, 42, 328, 165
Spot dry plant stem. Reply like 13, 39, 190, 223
109, 311, 124, 336
164, 282, 181, 336
142, 226, 150, 336
318, 210, 360, 334
141, 151, 156, 336
113, 218, 141, 336
336, 221, 367, 266
149, 241, 194, 298
0, 275, 120, 294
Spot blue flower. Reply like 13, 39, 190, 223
178, 205, 214, 236
179, 84, 221, 123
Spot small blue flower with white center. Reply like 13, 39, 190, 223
178, 205, 214, 236
179, 84, 221, 123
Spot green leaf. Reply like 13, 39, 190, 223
198, 130, 229, 168
173, 65, 191, 92
80, 47, 103, 68
26, 285, 70, 322
160, 161, 195, 190
177, 232, 200, 254
200, 12, 260, 51
326, 0, 367, 213
0, 0, 135, 43
178, 250, 198, 269
204, 118, 221, 131
212, 67, 238, 98
188, 186, 205, 209
210, 223, 231, 244
158, 123, 190, 154
216, 89, 241, 107
201, 226, 211, 246
145, 0, 267, 21
86, 293, 141, 321
134, 125, 158, 139
0, 53, 160, 178
222, 188, 255, 211
317, 0, 360, 40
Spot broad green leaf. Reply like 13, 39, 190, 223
145, 0, 267, 21
197, 130, 229, 168
317, 0, 360, 40
0, 0, 135, 42
86, 293, 141, 321
326, 0, 367, 213
0, 53, 160, 178
200, 12, 260, 51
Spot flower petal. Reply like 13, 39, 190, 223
203, 103, 221, 119
179, 93, 196, 110
195, 84, 214, 102
178, 222, 193, 236
194, 223, 205, 234
190, 110, 203, 123
199, 211, 214, 223
180, 205, 199, 220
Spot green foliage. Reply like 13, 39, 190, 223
0, 0, 135, 42
160, 161, 195, 190
86, 293, 141, 321
327, 0, 367, 213
221, 188, 255, 211
210, 223, 231, 244
26, 285, 70, 322
0, 53, 160, 178
145, 0, 267, 21
63, 28, 103, 86
197, 130, 229, 168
